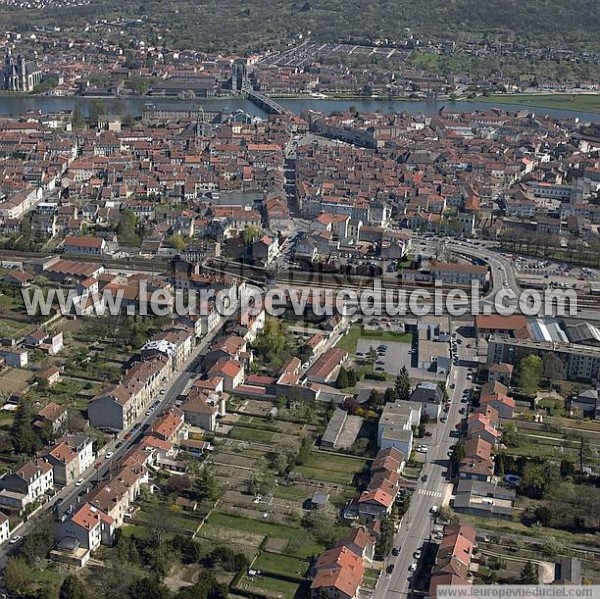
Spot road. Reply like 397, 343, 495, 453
373, 332, 477, 599
0, 319, 226, 571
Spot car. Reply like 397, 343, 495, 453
421, 474, 428, 482
456, 339, 462, 344
104, 451, 114, 459
375, 366, 384, 371
145, 410, 152, 416
124, 432, 132, 440
75, 478, 84, 486
449, 383, 455, 389
409, 563, 417, 572
430, 505, 439, 514
459, 408, 466, 414
115, 441, 123, 449
392, 547, 400, 556
132, 423, 141, 430
414, 549, 422, 559
386, 564, 395, 574
376, 360, 385, 365
94, 461, 102, 469
9, 535, 22, 544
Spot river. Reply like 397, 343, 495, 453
0, 94, 598, 122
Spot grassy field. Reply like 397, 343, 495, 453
229, 426, 274, 443
235, 573, 299, 599
474, 93, 600, 113
337, 324, 412, 352
253, 551, 308, 578
296, 452, 370, 485
205, 512, 324, 558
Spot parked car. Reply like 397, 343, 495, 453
75, 478, 84, 486
104, 451, 114, 459
414, 549, 422, 559
392, 547, 400, 556
387, 564, 395, 574
9, 535, 22, 544
409, 563, 417, 572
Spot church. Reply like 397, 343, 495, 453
2, 49, 43, 92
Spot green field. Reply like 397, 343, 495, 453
229, 426, 274, 443
253, 551, 308, 578
474, 93, 600, 113
205, 512, 324, 558
296, 452, 370, 485
236, 573, 299, 599
337, 325, 412, 352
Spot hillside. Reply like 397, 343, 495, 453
1, 0, 599, 52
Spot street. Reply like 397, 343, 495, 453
373, 334, 477, 599
0, 319, 226, 571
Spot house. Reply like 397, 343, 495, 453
147, 407, 186, 443
45, 434, 95, 485
0, 349, 28, 368
0, 513, 10, 544
36, 402, 68, 435
487, 363, 513, 386
428, 523, 476, 599
479, 391, 515, 419
357, 488, 394, 521
36, 366, 61, 387
0, 459, 54, 511
311, 545, 365, 599
3, 270, 32, 288
59, 503, 114, 552
207, 358, 244, 391
44, 441, 78, 486
453, 479, 515, 520
63, 236, 107, 256
337, 527, 375, 563
304, 348, 348, 384
25, 330, 64, 355
252, 235, 279, 265
465, 413, 500, 446
87, 356, 170, 430
410, 382, 443, 420
377, 401, 421, 456
570, 388, 600, 419
459, 438, 494, 482
181, 390, 222, 431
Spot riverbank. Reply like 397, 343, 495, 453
471, 93, 600, 114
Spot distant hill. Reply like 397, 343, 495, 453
2, 0, 599, 52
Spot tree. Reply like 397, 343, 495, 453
192, 469, 221, 502
4, 556, 30, 595
534, 506, 552, 526
88, 98, 107, 125
11, 398, 41, 455
347, 369, 357, 387
254, 318, 288, 364
520, 561, 539, 584
451, 443, 466, 464
243, 225, 261, 245
336, 367, 349, 389
518, 355, 543, 395
383, 387, 398, 403
176, 570, 227, 599
59, 574, 90, 599
437, 505, 454, 522
128, 577, 171, 599
172, 535, 202, 565
395, 366, 411, 401
166, 234, 187, 251
521, 461, 558, 499
366, 346, 377, 366
206, 546, 249, 572
117, 209, 141, 247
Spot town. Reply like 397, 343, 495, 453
0, 89, 596, 599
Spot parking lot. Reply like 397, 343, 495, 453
356, 339, 412, 377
